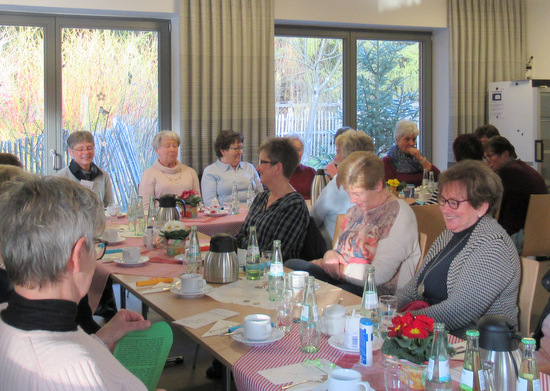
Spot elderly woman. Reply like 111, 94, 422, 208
310, 129, 375, 247
139, 130, 200, 200
397, 160, 520, 339
287, 135, 316, 200
483, 136, 547, 251
0, 176, 150, 389
382, 120, 440, 187
324, 126, 353, 179
57, 130, 113, 206
287, 151, 421, 296
201, 130, 262, 206
236, 138, 309, 260
474, 123, 500, 143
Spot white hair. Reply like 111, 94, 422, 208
152, 130, 181, 149
394, 120, 419, 141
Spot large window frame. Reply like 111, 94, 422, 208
275, 25, 433, 159
0, 12, 171, 174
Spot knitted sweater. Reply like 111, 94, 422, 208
396, 216, 520, 339
139, 160, 200, 200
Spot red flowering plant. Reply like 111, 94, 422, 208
381, 312, 454, 365
180, 190, 202, 207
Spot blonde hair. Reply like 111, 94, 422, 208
335, 130, 374, 159
337, 151, 383, 191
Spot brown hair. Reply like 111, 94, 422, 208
337, 151, 383, 191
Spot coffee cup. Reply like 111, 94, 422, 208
180, 273, 206, 293
102, 228, 119, 243
328, 368, 371, 391
243, 314, 272, 341
321, 304, 346, 336
122, 247, 141, 263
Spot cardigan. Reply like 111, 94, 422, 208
57, 164, 113, 207
396, 216, 520, 339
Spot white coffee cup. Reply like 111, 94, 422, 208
102, 228, 119, 243
180, 273, 206, 293
122, 247, 141, 263
243, 314, 272, 341
328, 368, 371, 391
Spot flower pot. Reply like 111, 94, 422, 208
165, 239, 186, 256
383, 354, 427, 390
184, 206, 199, 218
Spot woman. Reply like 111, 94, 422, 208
57, 131, 113, 206
324, 126, 353, 179
236, 138, 309, 260
483, 136, 547, 251
287, 151, 421, 296
382, 120, 440, 186
139, 130, 200, 200
0, 176, 150, 390
201, 130, 262, 206
397, 160, 520, 339
287, 135, 316, 200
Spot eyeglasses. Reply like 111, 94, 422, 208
72, 146, 95, 153
228, 147, 243, 151
483, 153, 496, 162
94, 238, 108, 260
259, 160, 277, 166
436, 195, 470, 209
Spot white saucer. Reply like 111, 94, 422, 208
171, 284, 214, 298
230, 328, 284, 346
207, 210, 230, 217
327, 333, 381, 353
113, 255, 149, 267
103, 236, 126, 245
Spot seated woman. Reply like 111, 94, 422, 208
0, 176, 150, 390
382, 120, 440, 187
287, 135, 316, 200
57, 131, 113, 206
201, 130, 262, 206
236, 138, 309, 260
396, 160, 520, 339
286, 151, 421, 296
139, 130, 200, 200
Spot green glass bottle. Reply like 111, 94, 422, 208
516, 337, 541, 391
459, 329, 484, 391
425, 322, 452, 391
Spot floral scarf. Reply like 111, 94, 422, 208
387, 144, 422, 174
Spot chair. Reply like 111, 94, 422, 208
416, 232, 428, 272
299, 216, 327, 261
519, 256, 540, 336
332, 214, 346, 248
410, 204, 446, 253
522, 194, 550, 258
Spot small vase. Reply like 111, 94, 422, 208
383, 354, 427, 390
184, 206, 199, 218
165, 239, 186, 256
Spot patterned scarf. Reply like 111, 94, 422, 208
69, 159, 103, 181
387, 144, 423, 174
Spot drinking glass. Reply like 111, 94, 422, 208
261, 250, 272, 277
379, 295, 398, 339
384, 365, 410, 391
108, 204, 119, 222
276, 296, 293, 333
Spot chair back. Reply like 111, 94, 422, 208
417, 232, 428, 272
519, 256, 540, 335
332, 214, 346, 248
299, 216, 328, 261
410, 204, 446, 253
522, 194, 550, 257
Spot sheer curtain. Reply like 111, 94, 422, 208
180, 0, 274, 172
449, 0, 526, 138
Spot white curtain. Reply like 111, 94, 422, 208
449, 0, 526, 141
180, 0, 274, 173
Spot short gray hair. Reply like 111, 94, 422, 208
153, 130, 181, 149
0, 176, 105, 289
67, 131, 95, 149
335, 130, 375, 159
394, 120, 419, 141
0, 166, 35, 192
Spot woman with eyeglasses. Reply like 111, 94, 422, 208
201, 130, 262, 206
57, 130, 113, 206
235, 137, 309, 260
396, 160, 520, 339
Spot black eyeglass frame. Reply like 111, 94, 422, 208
94, 238, 108, 260
436, 195, 471, 210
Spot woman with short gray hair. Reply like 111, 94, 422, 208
382, 119, 440, 186
57, 130, 114, 206
139, 130, 200, 200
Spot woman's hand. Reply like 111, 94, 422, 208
408, 147, 431, 168
95, 309, 151, 352
320, 250, 346, 280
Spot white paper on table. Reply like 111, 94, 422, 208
259, 362, 327, 386
202, 319, 240, 337
173, 308, 239, 329
207, 278, 277, 310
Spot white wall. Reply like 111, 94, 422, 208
526, 0, 550, 79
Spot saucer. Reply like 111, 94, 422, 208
327, 333, 381, 353
113, 255, 149, 267
103, 236, 126, 245
171, 284, 214, 298
207, 210, 230, 217
230, 328, 284, 346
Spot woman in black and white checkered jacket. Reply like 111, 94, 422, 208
397, 160, 520, 339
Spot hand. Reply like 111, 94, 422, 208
95, 309, 151, 352
320, 250, 346, 280
407, 147, 423, 161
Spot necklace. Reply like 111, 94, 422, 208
162, 168, 182, 183
416, 233, 470, 297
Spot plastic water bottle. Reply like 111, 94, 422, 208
299, 276, 320, 353
360, 265, 379, 340
516, 337, 541, 391
268, 240, 284, 300
425, 323, 452, 390
245, 226, 261, 280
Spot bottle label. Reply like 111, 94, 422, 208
427, 358, 451, 382
362, 292, 377, 307
270, 262, 284, 276
517, 377, 541, 391
459, 369, 473, 390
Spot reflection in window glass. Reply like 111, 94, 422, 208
61, 28, 160, 208
275, 37, 343, 168
0, 25, 45, 173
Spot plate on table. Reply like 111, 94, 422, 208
102, 236, 126, 245
171, 283, 214, 298
327, 333, 381, 353
113, 256, 149, 267
230, 328, 284, 346
207, 210, 230, 217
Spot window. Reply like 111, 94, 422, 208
275, 27, 432, 168
0, 13, 171, 210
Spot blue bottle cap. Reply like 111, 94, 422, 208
360, 318, 373, 326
